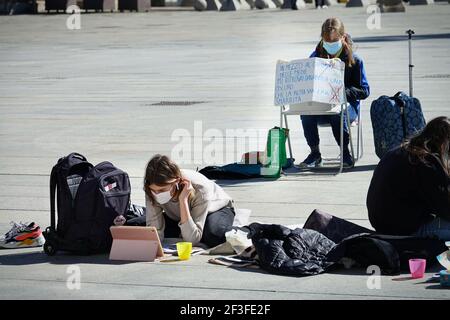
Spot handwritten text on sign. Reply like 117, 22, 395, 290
274, 57, 345, 106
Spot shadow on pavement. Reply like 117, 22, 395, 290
326, 267, 373, 276
425, 285, 449, 290
216, 265, 373, 277
326, 264, 444, 278
216, 178, 279, 186
197, 163, 377, 185
0, 250, 135, 266
281, 164, 377, 175
345, 164, 378, 173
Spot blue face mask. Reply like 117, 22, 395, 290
322, 40, 342, 55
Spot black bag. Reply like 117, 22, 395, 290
327, 233, 448, 275
304, 209, 374, 243
43, 153, 131, 255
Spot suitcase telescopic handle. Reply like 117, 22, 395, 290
406, 29, 415, 97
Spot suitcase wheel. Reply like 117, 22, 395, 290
44, 241, 57, 256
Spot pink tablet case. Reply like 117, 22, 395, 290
109, 226, 164, 262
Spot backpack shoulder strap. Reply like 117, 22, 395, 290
49, 165, 58, 230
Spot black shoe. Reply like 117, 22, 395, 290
299, 152, 322, 168
342, 150, 354, 168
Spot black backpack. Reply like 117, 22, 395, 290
43, 153, 131, 255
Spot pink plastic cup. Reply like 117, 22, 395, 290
409, 259, 426, 279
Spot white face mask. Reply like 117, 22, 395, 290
151, 184, 177, 204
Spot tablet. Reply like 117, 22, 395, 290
110, 226, 164, 261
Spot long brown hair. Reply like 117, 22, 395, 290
144, 154, 191, 205
318, 17, 355, 67
403, 116, 450, 176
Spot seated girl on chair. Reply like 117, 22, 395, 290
299, 17, 370, 168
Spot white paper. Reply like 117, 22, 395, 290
437, 250, 450, 271
274, 57, 345, 106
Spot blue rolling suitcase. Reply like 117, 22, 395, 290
370, 92, 426, 159
370, 30, 426, 159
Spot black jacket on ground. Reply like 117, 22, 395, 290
367, 147, 450, 236
247, 220, 447, 277
247, 223, 336, 276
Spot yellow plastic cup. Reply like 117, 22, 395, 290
176, 242, 192, 260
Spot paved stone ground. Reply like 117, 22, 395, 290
0, 3, 450, 299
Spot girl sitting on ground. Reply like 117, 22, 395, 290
367, 116, 450, 240
141, 154, 236, 248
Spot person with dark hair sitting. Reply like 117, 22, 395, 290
367, 116, 450, 240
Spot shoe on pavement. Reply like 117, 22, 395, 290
0, 222, 45, 249
299, 152, 323, 168
342, 150, 354, 168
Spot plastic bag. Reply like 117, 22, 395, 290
225, 229, 253, 255
437, 242, 450, 270
232, 208, 251, 227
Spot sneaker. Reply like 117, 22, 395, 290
342, 151, 354, 168
299, 152, 322, 168
0, 222, 45, 249
321, 4, 328, 8
1, 221, 25, 238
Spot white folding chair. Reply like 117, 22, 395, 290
280, 99, 359, 175
318, 106, 363, 162
355, 109, 363, 160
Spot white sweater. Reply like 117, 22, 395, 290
146, 169, 233, 244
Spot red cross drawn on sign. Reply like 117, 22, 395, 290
328, 83, 343, 105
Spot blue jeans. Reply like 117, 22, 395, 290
413, 217, 450, 241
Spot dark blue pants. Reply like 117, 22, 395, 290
300, 114, 349, 149
315, 0, 325, 6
